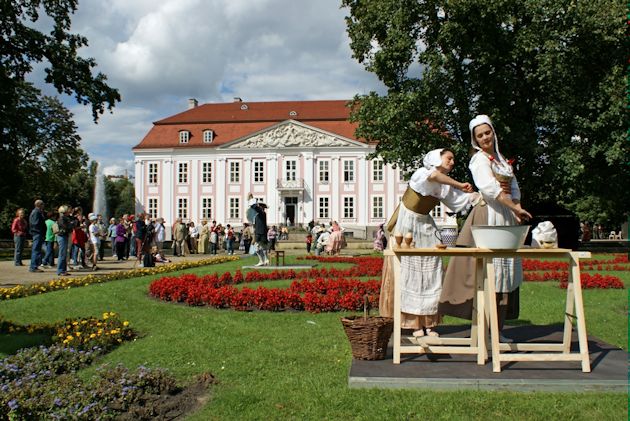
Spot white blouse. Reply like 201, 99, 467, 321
408, 167, 472, 213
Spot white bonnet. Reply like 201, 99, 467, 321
422, 148, 444, 170
469, 114, 503, 159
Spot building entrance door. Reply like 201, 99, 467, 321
284, 197, 298, 226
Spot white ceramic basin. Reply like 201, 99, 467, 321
471, 225, 531, 249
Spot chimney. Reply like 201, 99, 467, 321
188, 98, 198, 109
233, 97, 242, 102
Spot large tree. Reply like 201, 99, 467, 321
342, 0, 627, 225
0, 0, 120, 233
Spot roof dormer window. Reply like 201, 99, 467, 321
289, 110, 297, 117
179, 130, 190, 144
240, 104, 248, 110
203, 130, 214, 144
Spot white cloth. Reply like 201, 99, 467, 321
532, 221, 558, 247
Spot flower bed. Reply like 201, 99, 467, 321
0, 255, 239, 301
559, 273, 625, 289
149, 274, 381, 313
0, 313, 212, 419
149, 255, 624, 312
522, 254, 629, 272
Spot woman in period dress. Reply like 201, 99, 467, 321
380, 148, 477, 337
373, 224, 387, 252
326, 221, 345, 255
439, 115, 532, 342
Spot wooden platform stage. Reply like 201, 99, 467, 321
348, 324, 627, 392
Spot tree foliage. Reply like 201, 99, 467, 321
342, 0, 628, 224
0, 0, 121, 235
105, 177, 135, 219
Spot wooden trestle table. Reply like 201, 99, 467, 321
387, 247, 592, 373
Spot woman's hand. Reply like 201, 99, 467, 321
513, 207, 532, 224
459, 182, 474, 193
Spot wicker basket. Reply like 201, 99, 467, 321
341, 296, 393, 360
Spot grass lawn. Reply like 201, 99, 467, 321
0, 254, 627, 420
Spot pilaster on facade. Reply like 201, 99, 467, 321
303, 152, 314, 224
216, 157, 226, 223
267, 154, 278, 224
163, 158, 174, 240
191, 158, 199, 227
331, 156, 340, 223
358, 157, 368, 226
134, 160, 144, 214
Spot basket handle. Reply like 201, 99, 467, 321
363, 294, 370, 320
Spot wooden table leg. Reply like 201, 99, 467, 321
393, 253, 402, 364
562, 280, 575, 354
485, 259, 501, 373
475, 258, 487, 364
570, 253, 591, 372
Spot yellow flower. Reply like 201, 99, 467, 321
123, 321, 129, 327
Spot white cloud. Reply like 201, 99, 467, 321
38, 0, 386, 168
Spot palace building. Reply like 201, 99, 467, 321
132, 98, 457, 239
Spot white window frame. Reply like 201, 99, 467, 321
343, 196, 355, 218
343, 159, 355, 182
253, 160, 265, 183
372, 160, 384, 182
178, 162, 188, 184
148, 163, 158, 185
202, 162, 212, 184
285, 159, 297, 181
398, 168, 406, 182
147, 197, 158, 218
372, 196, 384, 219
177, 198, 188, 220
203, 130, 214, 143
229, 161, 240, 183
229, 197, 240, 220
179, 131, 190, 144
202, 197, 212, 220
318, 160, 329, 183
318, 196, 329, 219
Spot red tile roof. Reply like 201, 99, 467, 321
133, 99, 364, 150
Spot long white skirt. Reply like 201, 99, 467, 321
394, 203, 442, 316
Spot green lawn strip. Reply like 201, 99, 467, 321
0, 256, 626, 420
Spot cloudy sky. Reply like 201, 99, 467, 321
34, 0, 386, 176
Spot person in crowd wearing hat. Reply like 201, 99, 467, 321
252, 201, 270, 266
96, 214, 107, 261
379, 148, 477, 338
28, 199, 46, 272
439, 115, 532, 343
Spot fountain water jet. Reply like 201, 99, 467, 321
93, 163, 107, 219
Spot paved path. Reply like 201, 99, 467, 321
0, 252, 250, 288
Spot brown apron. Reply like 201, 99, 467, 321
385, 188, 440, 232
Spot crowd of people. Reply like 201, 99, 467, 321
9, 200, 324, 276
